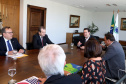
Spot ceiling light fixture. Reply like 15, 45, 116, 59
113, 4, 117, 6
106, 4, 111, 6
80, 5, 84, 8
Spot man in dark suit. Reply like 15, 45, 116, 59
0, 26, 24, 56
102, 33, 125, 83
77, 28, 95, 49
32, 26, 53, 49
37, 44, 82, 84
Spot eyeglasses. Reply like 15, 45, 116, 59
5, 32, 13, 34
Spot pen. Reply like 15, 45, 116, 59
37, 79, 42, 84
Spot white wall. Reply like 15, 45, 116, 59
92, 12, 126, 41
20, 0, 93, 48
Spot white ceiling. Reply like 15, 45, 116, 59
49, 0, 126, 12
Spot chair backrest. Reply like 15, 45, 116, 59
26, 43, 33, 50
105, 69, 126, 84
115, 74, 126, 84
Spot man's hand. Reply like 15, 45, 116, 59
37, 78, 47, 84
18, 49, 24, 53
77, 41, 82, 47
80, 46, 85, 49
8, 51, 13, 55
64, 70, 71, 76
100, 44, 106, 48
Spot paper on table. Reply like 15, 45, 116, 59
16, 76, 38, 84
7, 53, 28, 59
16, 80, 29, 84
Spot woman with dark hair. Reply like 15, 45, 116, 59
81, 39, 106, 84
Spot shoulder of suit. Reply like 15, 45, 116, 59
44, 34, 48, 37
11, 38, 18, 41
33, 33, 39, 38
0, 36, 3, 41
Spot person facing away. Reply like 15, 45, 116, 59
102, 33, 125, 83
77, 28, 95, 49
32, 26, 53, 49
37, 44, 82, 84
81, 39, 106, 84
0, 26, 25, 56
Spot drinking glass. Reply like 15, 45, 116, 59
101, 41, 105, 46
8, 66, 17, 84
71, 43, 74, 49
13, 49, 18, 56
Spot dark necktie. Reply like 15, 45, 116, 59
41, 37, 43, 46
7, 40, 12, 51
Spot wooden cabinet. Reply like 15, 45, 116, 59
1, 0, 20, 40
66, 32, 83, 44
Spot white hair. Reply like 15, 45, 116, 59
38, 44, 66, 77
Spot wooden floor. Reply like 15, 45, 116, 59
0, 44, 88, 84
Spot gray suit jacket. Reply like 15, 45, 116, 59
102, 41, 125, 79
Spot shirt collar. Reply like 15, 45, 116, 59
85, 35, 90, 42
108, 41, 114, 47
3, 37, 9, 42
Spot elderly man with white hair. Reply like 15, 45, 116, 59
38, 44, 81, 84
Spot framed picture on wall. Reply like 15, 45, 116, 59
121, 18, 126, 30
69, 15, 80, 28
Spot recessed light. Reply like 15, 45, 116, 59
76, 6, 79, 7
80, 5, 84, 7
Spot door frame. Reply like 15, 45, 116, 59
27, 5, 46, 43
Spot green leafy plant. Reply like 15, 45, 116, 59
88, 22, 99, 34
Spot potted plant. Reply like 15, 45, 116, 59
88, 22, 99, 34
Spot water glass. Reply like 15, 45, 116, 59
71, 43, 74, 49
101, 41, 105, 46
13, 50, 17, 56
8, 66, 17, 84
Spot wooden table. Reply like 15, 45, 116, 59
0, 44, 88, 84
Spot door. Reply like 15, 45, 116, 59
27, 5, 46, 43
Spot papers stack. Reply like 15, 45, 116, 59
7, 53, 28, 59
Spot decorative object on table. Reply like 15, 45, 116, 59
75, 30, 78, 33
69, 15, 80, 28
120, 18, 126, 30
88, 22, 99, 34
64, 63, 82, 74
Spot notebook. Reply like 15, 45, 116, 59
64, 63, 82, 74
16, 76, 38, 84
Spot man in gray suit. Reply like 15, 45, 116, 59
102, 33, 125, 83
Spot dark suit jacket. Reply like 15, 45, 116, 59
102, 41, 125, 79
78, 35, 95, 47
32, 33, 53, 49
44, 74, 82, 84
0, 36, 24, 56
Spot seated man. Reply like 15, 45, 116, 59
77, 28, 95, 49
102, 33, 125, 83
37, 44, 82, 84
32, 26, 53, 49
0, 26, 24, 56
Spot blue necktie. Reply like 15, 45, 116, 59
7, 40, 12, 51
